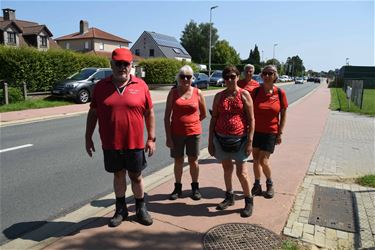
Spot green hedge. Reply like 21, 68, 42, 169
138, 58, 198, 84
0, 46, 109, 92
0, 86, 23, 104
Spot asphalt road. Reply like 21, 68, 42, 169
0, 82, 320, 244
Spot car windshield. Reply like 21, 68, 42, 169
211, 72, 222, 78
69, 69, 97, 80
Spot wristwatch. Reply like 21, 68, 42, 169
148, 137, 156, 142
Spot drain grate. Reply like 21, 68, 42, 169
309, 186, 357, 233
203, 223, 282, 250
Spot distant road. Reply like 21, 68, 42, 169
0, 82, 320, 244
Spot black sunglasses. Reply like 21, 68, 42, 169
224, 74, 237, 80
263, 72, 275, 76
114, 61, 130, 68
179, 74, 193, 80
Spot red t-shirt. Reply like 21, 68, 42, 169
238, 79, 260, 93
171, 87, 202, 136
215, 89, 247, 136
90, 75, 153, 150
251, 86, 288, 134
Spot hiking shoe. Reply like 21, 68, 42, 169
191, 182, 202, 200
251, 183, 262, 196
264, 184, 274, 199
169, 183, 182, 200
216, 191, 235, 210
240, 197, 253, 218
108, 207, 128, 227
135, 199, 153, 226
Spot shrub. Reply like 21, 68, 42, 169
0, 45, 109, 92
0, 86, 23, 104
138, 58, 198, 84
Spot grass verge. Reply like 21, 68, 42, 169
0, 96, 73, 113
356, 175, 375, 188
330, 88, 375, 116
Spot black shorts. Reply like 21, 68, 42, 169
170, 135, 200, 158
252, 132, 277, 153
103, 149, 147, 173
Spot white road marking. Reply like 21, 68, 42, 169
0, 144, 33, 153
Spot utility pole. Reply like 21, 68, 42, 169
208, 5, 218, 77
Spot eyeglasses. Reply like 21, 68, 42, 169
224, 74, 237, 80
263, 72, 275, 77
179, 75, 193, 80
114, 61, 130, 68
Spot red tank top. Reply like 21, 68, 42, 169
215, 89, 247, 135
171, 87, 202, 136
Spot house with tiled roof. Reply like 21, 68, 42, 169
55, 20, 132, 59
0, 8, 59, 50
130, 31, 191, 62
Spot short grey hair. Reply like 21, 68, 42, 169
175, 65, 194, 81
261, 64, 279, 82
244, 64, 255, 71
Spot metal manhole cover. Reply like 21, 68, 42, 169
309, 186, 357, 233
203, 223, 282, 250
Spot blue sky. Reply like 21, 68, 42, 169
2, 0, 374, 72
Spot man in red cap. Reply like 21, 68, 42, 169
85, 48, 156, 227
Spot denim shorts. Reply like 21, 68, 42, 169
103, 149, 147, 173
213, 133, 249, 162
170, 134, 200, 158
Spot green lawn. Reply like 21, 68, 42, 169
356, 175, 375, 188
330, 88, 375, 116
0, 96, 73, 113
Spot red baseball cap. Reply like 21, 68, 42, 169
112, 48, 133, 63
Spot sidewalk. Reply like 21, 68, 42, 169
1, 84, 374, 250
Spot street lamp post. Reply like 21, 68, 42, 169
208, 5, 218, 77
346, 57, 350, 65
273, 43, 278, 64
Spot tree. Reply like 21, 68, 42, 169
180, 20, 218, 64
243, 44, 260, 65
285, 55, 305, 76
212, 40, 241, 65
265, 58, 281, 72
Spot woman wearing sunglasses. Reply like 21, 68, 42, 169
250, 65, 288, 199
164, 65, 207, 201
208, 65, 255, 217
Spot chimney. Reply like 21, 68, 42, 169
79, 20, 89, 34
3, 8, 16, 21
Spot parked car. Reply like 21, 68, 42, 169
209, 70, 225, 87
51, 67, 112, 104
192, 73, 209, 89
252, 74, 264, 84
307, 77, 315, 82
295, 77, 304, 84
314, 78, 321, 83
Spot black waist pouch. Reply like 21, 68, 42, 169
215, 133, 247, 153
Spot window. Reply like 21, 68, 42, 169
104, 70, 113, 78
173, 48, 181, 54
66, 42, 70, 49
99, 42, 104, 50
7, 32, 16, 44
92, 71, 106, 80
149, 49, 154, 57
40, 36, 47, 47
135, 49, 140, 56
84, 41, 89, 49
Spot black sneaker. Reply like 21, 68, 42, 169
169, 183, 182, 200
216, 192, 235, 210
108, 208, 128, 227
264, 184, 274, 199
191, 182, 202, 200
240, 197, 253, 218
251, 184, 262, 196
135, 199, 153, 226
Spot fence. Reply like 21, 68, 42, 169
1, 80, 49, 105
344, 79, 364, 109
